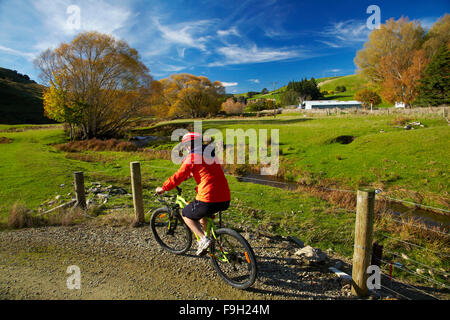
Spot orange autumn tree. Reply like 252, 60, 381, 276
151, 74, 225, 118
379, 49, 429, 107
35, 31, 153, 139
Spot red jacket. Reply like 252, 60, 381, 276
162, 152, 231, 203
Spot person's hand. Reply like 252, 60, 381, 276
155, 187, 164, 195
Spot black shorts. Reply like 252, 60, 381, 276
182, 200, 230, 221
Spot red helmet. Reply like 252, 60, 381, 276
181, 132, 202, 144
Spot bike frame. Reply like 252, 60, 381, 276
175, 194, 230, 263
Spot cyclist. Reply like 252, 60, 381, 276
155, 132, 231, 255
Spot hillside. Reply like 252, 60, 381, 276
236, 74, 393, 108
0, 67, 52, 124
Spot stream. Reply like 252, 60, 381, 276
235, 173, 450, 229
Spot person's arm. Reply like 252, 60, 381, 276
161, 162, 193, 192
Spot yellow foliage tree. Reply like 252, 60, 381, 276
355, 17, 425, 84
151, 74, 225, 118
35, 31, 153, 139
423, 14, 450, 58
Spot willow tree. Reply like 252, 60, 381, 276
355, 18, 426, 84
151, 74, 225, 118
35, 31, 153, 139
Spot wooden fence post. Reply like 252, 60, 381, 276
130, 161, 145, 225
351, 187, 376, 297
73, 171, 86, 209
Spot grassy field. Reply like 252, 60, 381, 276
318, 74, 393, 108
133, 114, 449, 209
0, 114, 449, 290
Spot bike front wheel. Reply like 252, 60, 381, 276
150, 207, 192, 254
209, 228, 257, 290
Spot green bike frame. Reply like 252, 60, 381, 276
176, 194, 230, 263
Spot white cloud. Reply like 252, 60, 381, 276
30, 0, 133, 51
220, 82, 238, 87
153, 18, 215, 52
159, 64, 186, 72
209, 44, 304, 66
217, 27, 240, 37
249, 79, 260, 84
320, 20, 370, 47
0, 46, 36, 61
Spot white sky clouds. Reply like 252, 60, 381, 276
220, 82, 239, 87
209, 45, 306, 67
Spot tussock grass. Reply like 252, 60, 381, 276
7, 201, 88, 229
0, 137, 12, 144
390, 116, 413, 126
55, 139, 139, 152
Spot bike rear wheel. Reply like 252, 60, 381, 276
150, 207, 192, 254
209, 228, 257, 289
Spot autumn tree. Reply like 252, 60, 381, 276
151, 74, 225, 118
35, 31, 152, 139
379, 49, 429, 107
221, 98, 245, 114
355, 18, 426, 84
354, 89, 382, 109
423, 14, 450, 58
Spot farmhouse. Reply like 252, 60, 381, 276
299, 100, 362, 110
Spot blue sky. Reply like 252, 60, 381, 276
0, 0, 448, 93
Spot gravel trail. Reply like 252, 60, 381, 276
0, 224, 354, 300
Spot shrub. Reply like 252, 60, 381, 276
221, 98, 245, 115
391, 116, 412, 126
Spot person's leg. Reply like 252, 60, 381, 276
182, 201, 214, 255
199, 218, 208, 233
181, 215, 205, 239
182, 200, 210, 239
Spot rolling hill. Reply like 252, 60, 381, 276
236, 74, 393, 108
0, 67, 53, 124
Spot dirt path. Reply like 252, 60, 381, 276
0, 224, 355, 300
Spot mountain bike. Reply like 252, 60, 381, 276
150, 186, 257, 290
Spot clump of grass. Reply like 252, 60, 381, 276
55, 139, 139, 152
390, 116, 412, 126
7, 202, 88, 229
8, 202, 42, 228
0, 137, 12, 144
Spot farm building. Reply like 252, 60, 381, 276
299, 100, 362, 110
